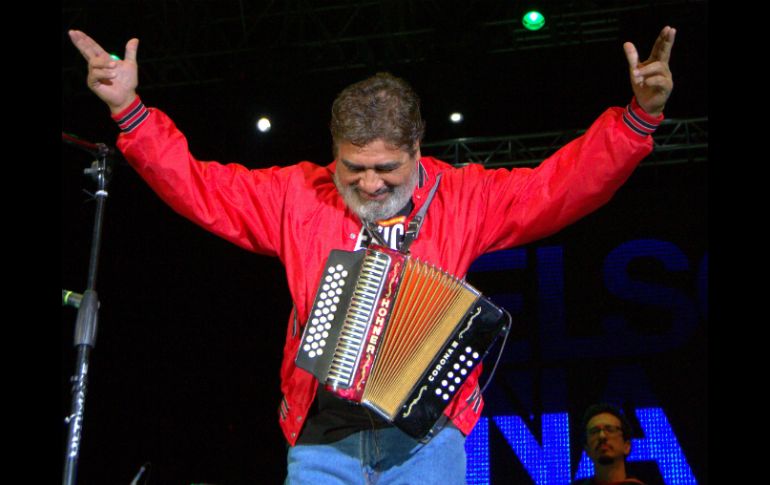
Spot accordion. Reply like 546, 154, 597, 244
295, 245, 509, 439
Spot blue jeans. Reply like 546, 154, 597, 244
285, 425, 467, 484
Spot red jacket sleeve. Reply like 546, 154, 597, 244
463, 102, 660, 254
115, 105, 291, 257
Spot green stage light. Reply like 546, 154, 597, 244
522, 11, 545, 31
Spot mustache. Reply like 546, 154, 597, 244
595, 441, 610, 451
355, 186, 393, 197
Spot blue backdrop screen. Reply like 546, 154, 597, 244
459, 164, 707, 484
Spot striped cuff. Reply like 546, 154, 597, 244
622, 97, 664, 137
279, 396, 290, 421
111, 96, 150, 133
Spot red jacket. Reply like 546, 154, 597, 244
114, 97, 659, 445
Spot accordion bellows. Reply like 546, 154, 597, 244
296, 245, 508, 439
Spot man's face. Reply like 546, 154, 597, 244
584, 412, 631, 466
334, 139, 419, 223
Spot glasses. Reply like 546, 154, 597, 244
587, 425, 623, 437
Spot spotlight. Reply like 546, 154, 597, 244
449, 112, 464, 123
522, 11, 545, 31
256, 117, 271, 133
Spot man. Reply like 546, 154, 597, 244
68, 25, 675, 484
573, 403, 646, 485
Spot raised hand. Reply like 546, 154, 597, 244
68, 30, 139, 114
623, 26, 676, 116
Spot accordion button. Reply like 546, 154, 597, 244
441, 380, 448, 387
448, 372, 454, 378
336, 264, 344, 271
435, 389, 442, 396
454, 364, 460, 370
465, 346, 472, 353
449, 385, 455, 392
461, 369, 467, 376
443, 394, 450, 401
459, 355, 466, 362
455, 377, 462, 384
473, 352, 479, 359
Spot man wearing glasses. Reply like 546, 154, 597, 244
572, 403, 647, 485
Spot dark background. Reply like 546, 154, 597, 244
62, 1, 707, 484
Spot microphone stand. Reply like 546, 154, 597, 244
62, 138, 113, 485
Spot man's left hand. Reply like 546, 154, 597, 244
624, 26, 676, 116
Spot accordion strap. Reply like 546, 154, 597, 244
362, 220, 389, 247
360, 172, 443, 254
401, 173, 442, 254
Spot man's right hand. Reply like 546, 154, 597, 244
68, 30, 139, 115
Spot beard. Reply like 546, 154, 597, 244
597, 456, 614, 466
334, 168, 418, 223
